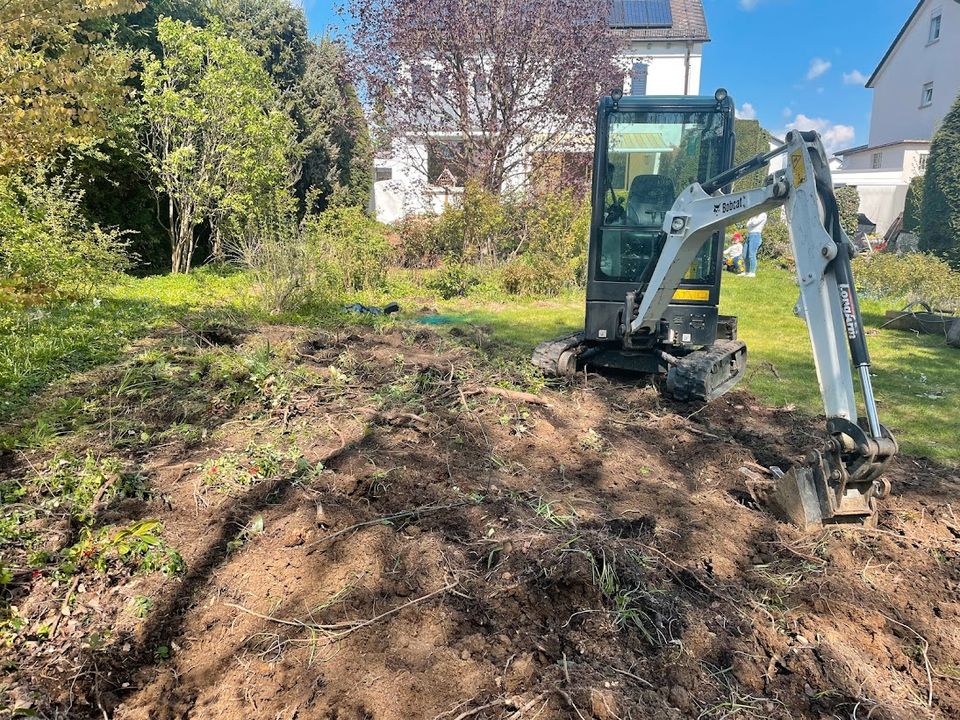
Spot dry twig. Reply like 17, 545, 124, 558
306, 502, 471, 549
464, 386, 551, 407
225, 580, 458, 642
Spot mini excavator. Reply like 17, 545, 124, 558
532, 89, 897, 531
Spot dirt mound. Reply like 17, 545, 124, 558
2, 325, 959, 719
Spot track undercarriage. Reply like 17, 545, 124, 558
532, 333, 747, 403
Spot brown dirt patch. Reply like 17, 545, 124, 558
2, 324, 959, 719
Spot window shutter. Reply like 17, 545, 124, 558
630, 62, 648, 96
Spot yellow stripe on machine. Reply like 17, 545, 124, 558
672, 289, 710, 301
790, 149, 807, 189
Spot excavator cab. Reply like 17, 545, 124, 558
587, 91, 736, 358
532, 90, 745, 398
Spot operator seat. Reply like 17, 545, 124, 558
626, 175, 676, 227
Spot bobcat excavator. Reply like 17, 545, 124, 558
532, 89, 897, 531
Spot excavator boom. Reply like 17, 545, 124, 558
629, 129, 897, 529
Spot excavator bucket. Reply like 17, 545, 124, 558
763, 466, 830, 533
750, 450, 880, 532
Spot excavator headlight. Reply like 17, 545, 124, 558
715, 88, 729, 103
670, 217, 687, 233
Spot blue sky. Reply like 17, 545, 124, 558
302, 0, 918, 153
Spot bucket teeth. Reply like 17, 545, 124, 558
764, 466, 827, 532
751, 452, 878, 531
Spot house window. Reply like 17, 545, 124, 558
427, 141, 465, 186
375, 167, 393, 182
929, 11, 942, 43
921, 82, 934, 107
629, 62, 648, 96
918, 153, 929, 173
871, 152, 883, 169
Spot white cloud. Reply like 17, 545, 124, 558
738, 102, 757, 120
738, 0, 762, 8
842, 69, 869, 86
782, 113, 856, 153
806, 58, 832, 81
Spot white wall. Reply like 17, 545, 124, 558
371, 141, 463, 223
833, 141, 930, 234
373, 39, 706, 222
840, 142, 928, 176
868, 0, 960, 147
621, 41, 704, 96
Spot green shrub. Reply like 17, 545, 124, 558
904, 175, 924, 232
524, 189, 591, 284
732, 118, 772, 192
920, 93, 960, 268
461, 182, 521, 263
501, 255, 569, 296
853, 251, 960, 313
395, 213, 463, 268
425, 262, 480, 299
305, 206, 391, 292
393, 185, 590, 289
226, 199, 318, 314
0, 164, 133, 298
757, 210, 791, 260
834, 185, 860, 239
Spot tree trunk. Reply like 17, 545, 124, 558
170, 199, 195, 274
210, 221, 223, 263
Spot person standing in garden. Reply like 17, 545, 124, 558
744, 212, 767, 277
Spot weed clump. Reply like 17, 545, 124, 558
63, 520, 185, 577
199, 444, 288, 496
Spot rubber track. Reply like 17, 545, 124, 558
666, 339, 747, 402
531, 332, 586, 377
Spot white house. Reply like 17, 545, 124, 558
832, 0, 960, 234
370, 0, 710, 224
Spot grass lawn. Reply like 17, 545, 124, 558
2, 263, 957, 464
429, 264, 959, 464
0, 268, 252, 424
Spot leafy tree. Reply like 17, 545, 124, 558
0, 0, 141, 169
295, 38, 372, 211
903, 175, 924, 233
215, 1, 371, 211
212, 1, 371, 212
112, 0, 208, 53
140, 18, 297, 272
73, 1, 211, 274
348, 0, 620, 192
210, 0, 308, 92
834, 185, 860, 239
921, 92, 960, 268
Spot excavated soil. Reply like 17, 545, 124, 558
2, 324, 959, 719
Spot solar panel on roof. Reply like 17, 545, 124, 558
609, 0, 673, 29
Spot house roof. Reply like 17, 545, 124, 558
834, 144, 869, 157
866, 0, 960, 87
835, 139, 930, 156
866, 1, 924, 88
611, 0, 710, 42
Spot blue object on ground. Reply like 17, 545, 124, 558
416, 314, 465, 325
342, 301, 400, 316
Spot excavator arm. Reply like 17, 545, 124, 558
628, 129, 897, 530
